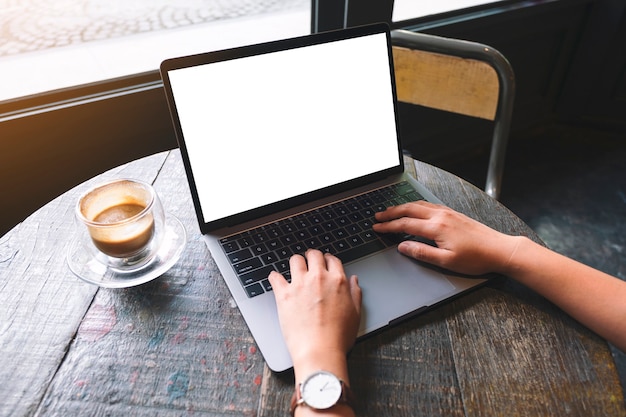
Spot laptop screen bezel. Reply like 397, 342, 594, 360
160, 23, 404, 233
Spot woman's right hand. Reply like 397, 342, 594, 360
373, 201, 520, 276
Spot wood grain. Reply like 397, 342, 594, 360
0, 153, 168, 417
414, 160, 625, 416
1, 152, 623, 416
36, 151, 265, 416
393, 46, 499, 120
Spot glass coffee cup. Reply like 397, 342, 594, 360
75, 179, 165, 271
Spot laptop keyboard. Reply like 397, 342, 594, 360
220, 181, 425, 298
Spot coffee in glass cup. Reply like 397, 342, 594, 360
76, 179, 165, 270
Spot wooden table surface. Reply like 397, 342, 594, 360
1, 150, 624, 416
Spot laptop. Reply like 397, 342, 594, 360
160, 23, 487, 372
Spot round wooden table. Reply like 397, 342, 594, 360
1, 150, 624, 416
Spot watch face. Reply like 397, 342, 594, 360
301, 371, 342, 410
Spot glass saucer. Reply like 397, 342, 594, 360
67, 213, 186, 288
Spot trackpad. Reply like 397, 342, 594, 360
345, 249, 456, 335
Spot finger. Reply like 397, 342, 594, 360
268, 270, 288, 292
303, 249, 327, 273
397, 240, 448, 267
372, 216, 420, 233
374, 200, 436, 222
289, 253, 308, 278
323, 252, 343, 272
373, 217, 438, 241
349, 275, 362, 315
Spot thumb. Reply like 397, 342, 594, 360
397, 241, 444, 266
349, 275, 362, 314
268, 270, 288, 292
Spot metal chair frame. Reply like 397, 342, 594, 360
391, 29, 515, 199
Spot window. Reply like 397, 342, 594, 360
0, 0, 526, 108
392, 0, 508, 22
0, 1, 310, 105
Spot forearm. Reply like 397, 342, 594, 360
270, 252, 361, 417
501, 236, 626, 351
374, 202, 626, 350
293, 351, 350, 389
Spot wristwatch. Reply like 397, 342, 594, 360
290, 370, 355, 416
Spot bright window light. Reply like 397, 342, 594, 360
0, 0, 309, 103
393, 0, 506, 22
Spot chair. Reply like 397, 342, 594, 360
391, 30, 515, 200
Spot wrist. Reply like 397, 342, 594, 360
490, 234, 526, 276
293, 348, 350, 387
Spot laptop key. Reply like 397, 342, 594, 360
235, 258, 263, 275
267, 239, 280, 250
293, 218, 310, 229
238, 265, 274, 286
228, 248, 253, 264
333, 240, 349, 252
371, 194, 386, 204
358, 219, 374, 230
361, 230, 378, 242
305, 237, 322, 248
322, 220, 338, 231
308, 225, 323, 236
274, 260, 290, 273
348, 235, 365, 247
261, 279, 272, 292
276, 247, 292, 259
261, 252, 278, 265
252, 231, 268, 243
290, 242, 306, 254
345, 224, 361, 235
245, 283, 264, 298
224, 181, 425, 298
309, 214, 323, 224
319, 233, 335, 244
407, 191, 425, 201
222, 240, 239, 253
237, 236, 254, 247
251, 243, 268, 255
336, 216, 349, 227
294, 230, 310, 240
280, 234, 296, 245
319, 245, 334, 254
335, 240, 386, 264
332, 228, 347, 240
394, 181, 415, 196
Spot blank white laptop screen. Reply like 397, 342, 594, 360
167, 32, 400, 225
